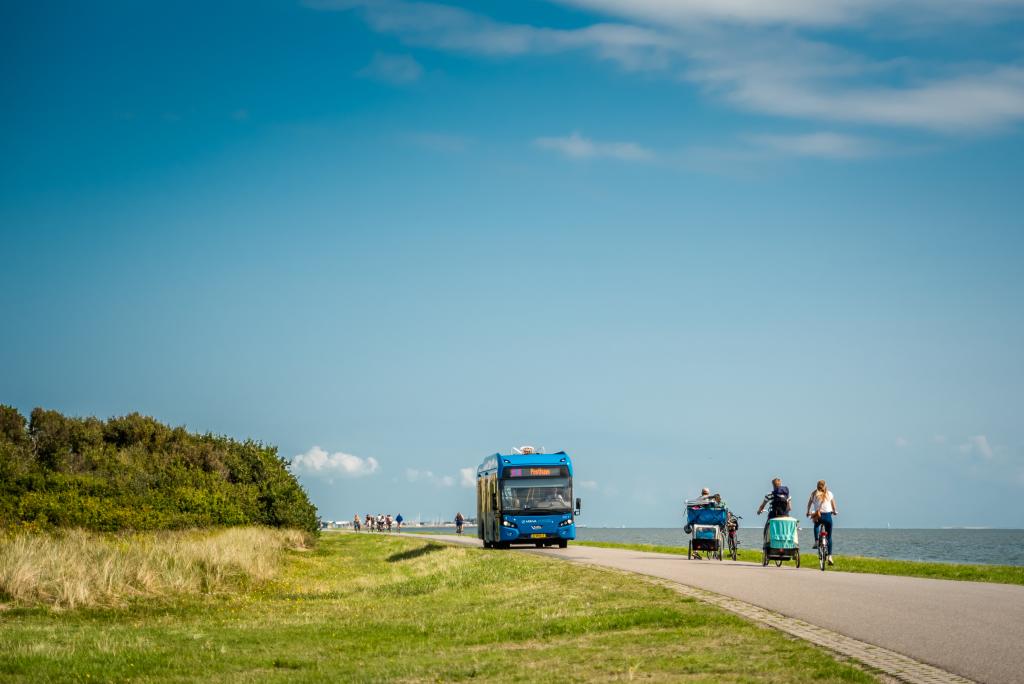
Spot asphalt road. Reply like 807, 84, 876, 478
434, 534, 1024, 684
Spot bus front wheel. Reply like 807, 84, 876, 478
558, 540, 568, 549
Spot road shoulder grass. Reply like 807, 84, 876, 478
1, 533, 878, 683
575, 541, 1024, 586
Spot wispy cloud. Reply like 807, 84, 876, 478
895, 436, 911, 448
960, 435, 995, 460
357, 51, 423, 84
460, 467, 476, 488
552, 0, 1024, 30
697, 56, 1024, 133
405, 468, 455, 487
292, 446, 380, 477
308, 0, 673, 70
577, 479, 599, 490
534, 132, 655, 161
311, 0, 1024, 136
749, 131, 880, 159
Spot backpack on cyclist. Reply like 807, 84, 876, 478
770, 486, 790, 516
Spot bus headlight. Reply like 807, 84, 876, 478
502, 519, 516, 528
559, 518, 574, 527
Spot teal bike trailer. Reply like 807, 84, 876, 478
762, 516, 801, 568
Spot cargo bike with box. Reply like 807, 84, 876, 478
683, 497, 731, 561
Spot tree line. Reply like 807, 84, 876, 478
0, 405, 318, 534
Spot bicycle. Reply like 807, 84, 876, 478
727, 514, 742, 561
815, 524, 827, 570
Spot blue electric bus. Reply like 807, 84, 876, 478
476, 448, 581, 549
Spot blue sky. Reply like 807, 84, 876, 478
3, 0, 1023, 528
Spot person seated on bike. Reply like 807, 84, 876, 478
454, 511, 465, 534
757, 477, 790, 518
690, 488, 713, 559
691, 488, 729, 559
756, 477, 791, 543
806, 479, 839, 565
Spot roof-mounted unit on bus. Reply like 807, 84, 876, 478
512, 445, 546, 455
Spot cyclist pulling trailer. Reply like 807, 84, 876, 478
757, 478, 800, 567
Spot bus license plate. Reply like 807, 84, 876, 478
530, 534, 547, 538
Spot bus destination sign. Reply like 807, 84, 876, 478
506, 467, 566, 478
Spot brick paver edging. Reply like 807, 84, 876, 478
575, 560, 974, 684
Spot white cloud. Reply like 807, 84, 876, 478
309, 0, 674, 70
292, 446, 379, 477
895, 436, 910, 448
357, 51, 423, 84
933, 434, 948, 444
959, 435, 995, 460
700, 60, 1024, 133
554, 0, 857, 28
405, 468, 455, 487
578, 479, 599, 490
460, 467, 476, 488
748, 131, 879, 159
534, 132, 655, 161
552, 0, 1024, 29
311, 0, 1024, 135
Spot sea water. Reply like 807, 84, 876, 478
574, 527, 1024, 566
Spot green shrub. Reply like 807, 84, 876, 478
0, 405, 317, 535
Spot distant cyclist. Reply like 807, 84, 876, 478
395, 513, 404, 532
806, 480, 839, 565
455, 511, 465, 535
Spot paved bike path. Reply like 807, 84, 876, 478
433, 534, 1024, 684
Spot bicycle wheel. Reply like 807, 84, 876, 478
818, 539, 827, 571
794, 549, 801, 568
774, 559, 783, 567
761, 546, 768, 566
688, 541, 693, 560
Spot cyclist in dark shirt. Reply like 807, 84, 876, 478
757, 477, 791, 518
756, 477, 791, 545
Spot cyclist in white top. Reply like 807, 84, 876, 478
806, 480, 839, 565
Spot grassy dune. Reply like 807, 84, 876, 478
0, 533, 876, 682
0, 527, 309, 609
575, 541, 1024, 586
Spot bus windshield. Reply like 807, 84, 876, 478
501, 477, 572, 514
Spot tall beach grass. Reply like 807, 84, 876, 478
0, 526, 309, 609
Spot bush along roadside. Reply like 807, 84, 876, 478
0, 405, 318, 535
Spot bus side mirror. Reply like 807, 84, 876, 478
575, 498, 581, 516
